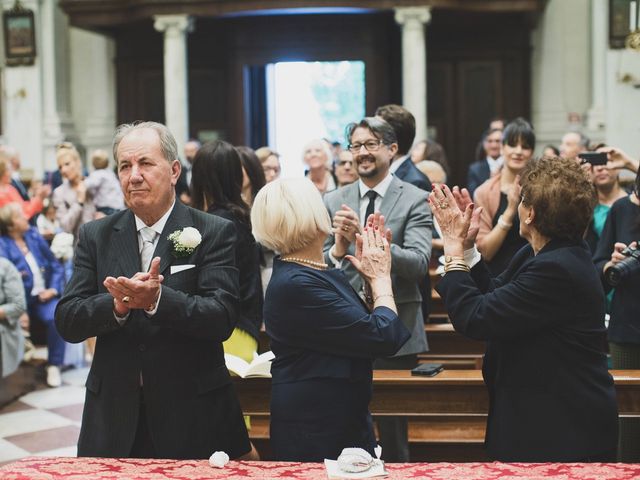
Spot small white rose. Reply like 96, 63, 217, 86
178, 227, 202, 248
208, 451, 229, 468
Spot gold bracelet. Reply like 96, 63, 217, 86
444, 259, 468, 269
444, 255, 464, 263
497, 215, 512, 231
373, 293, 394, 302
445, 265, 470, 273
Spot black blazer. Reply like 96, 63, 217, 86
467, 160, 490, 196
55, 201, 250, 459
393, 157, 431, 192
436, 239, 618, 462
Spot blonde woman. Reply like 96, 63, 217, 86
252, 178, 409, 461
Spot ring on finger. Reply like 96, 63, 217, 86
438, 201, 449, 209
342, 225, 349, 231
122, 295, 131, 303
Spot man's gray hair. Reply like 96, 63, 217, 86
346, 117, 398, 147
112, 121, 178, 164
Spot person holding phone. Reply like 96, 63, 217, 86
431, 156, 618, 462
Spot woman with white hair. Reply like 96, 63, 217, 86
302, 139, 337, 194
252, 178, 409, 462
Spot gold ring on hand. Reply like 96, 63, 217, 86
122, 295, 131, 303
438, 201, 449, 209
342, 225, 349, 231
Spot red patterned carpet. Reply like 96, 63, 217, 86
1, 458, 640, 480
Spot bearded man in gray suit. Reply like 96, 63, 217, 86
55, 122, 251, 460
323, 117, 432, 462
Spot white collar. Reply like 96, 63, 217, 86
134, 200, 176, 236
358, 173, 394, 199
388, 154, 410, 174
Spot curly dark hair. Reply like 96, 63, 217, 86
520, 156, 596, 241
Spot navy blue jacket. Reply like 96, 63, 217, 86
394, 157, 431, 192
436, 239, 618, 462
467, 160, 491, 196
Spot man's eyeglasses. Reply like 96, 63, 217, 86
348, 140, 383, 154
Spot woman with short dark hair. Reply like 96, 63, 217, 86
431, 156, 618, 462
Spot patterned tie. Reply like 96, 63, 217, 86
364, 190, 378, 226
140, 227, 158, 272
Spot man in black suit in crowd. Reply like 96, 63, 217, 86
375, 104, 431, 192
175, 139, 200, 205
467, 127, 503, 197
55, 122, 251, 459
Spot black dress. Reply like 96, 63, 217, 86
265, 258, 410, 462
487, 193, 527, 276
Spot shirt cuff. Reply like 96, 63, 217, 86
114, 309, 130, 326
328, 246, 343, 268
464, 246, 482, 269
144, 287, 162, 317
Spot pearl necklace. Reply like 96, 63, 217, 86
281, 256, 329, 270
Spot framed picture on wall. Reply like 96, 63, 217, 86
3, 7, 36, 66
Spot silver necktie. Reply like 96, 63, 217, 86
139, 226, 157, 272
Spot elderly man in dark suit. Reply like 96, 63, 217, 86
324, 117, 432, 462
55, 122, 251, 459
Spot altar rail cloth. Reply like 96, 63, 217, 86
1, 458, 640, 480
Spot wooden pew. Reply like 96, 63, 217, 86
235, 370, 640, 462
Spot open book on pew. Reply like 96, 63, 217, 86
225, 351, 275, 378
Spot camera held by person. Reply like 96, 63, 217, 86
605, 242, 640, 287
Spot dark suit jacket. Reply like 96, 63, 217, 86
55, 201, 250, 459
265, 258, 410, 461
436, 239, 618, 461
0, 227, 65, 298
393, 156, 431, 191
467, 160, 490, 196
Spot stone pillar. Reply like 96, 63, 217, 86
154, 14, 193, 157
69, 27, 117, 160
586, 0, 607, 136
395, 7, 431, 142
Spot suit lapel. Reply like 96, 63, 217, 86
112, 211, 140, 278
155, 201, 194, 275
379, 177, 403, 219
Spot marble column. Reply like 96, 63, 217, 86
154, 14, 193, 157
586, 0, 607, 136
394, 7, 431, 142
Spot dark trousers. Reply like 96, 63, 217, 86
373, 354, 418, 462
610, 342, 640, 462
130, 391, 158, 458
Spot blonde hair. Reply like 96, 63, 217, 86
56, 143, 82, 166
255, 146, 279, 163
251, 178, 331, 255
91, 149, 110, 170
416, 160, 447, 184
0, 203, 22, 235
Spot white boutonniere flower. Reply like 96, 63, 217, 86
168, 227, 202, 258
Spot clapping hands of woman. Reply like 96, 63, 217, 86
346, 213, 396, 312
429, 184, 483, 257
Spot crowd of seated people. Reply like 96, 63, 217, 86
1, 108, 639, 464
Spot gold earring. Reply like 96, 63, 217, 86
525, 219, 531, 225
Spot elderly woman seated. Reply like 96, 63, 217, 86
431, 156, 618, 462
0, 203, 66, 387
251, 178, 409, 462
